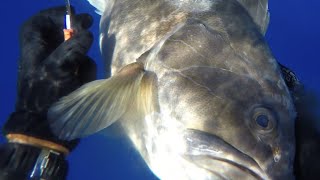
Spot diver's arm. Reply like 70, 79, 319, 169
0, 6, 96, 180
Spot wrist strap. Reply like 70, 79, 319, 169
29, 148, 65, 180
6, 134, 69, 155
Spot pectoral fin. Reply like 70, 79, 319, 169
48, 62, 158, 140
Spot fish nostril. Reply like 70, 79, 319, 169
272, 146, 281, 162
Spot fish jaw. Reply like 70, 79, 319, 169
184, 129, 268, 180
140, 110, 294, 180
183, 129, 295, 180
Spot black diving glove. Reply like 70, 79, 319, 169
0, 6, 96, 180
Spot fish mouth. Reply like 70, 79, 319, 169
183, 129, 268, 180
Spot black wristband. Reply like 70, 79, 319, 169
0, 143, 68, 180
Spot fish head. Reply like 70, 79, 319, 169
142, 11, 297, 178
159, 53, 296, 179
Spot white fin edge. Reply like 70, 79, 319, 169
87, 0, 107, 15
237, 0, 270, 35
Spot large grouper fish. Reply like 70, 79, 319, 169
48, 0, 297, 179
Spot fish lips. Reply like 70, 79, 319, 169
182, 129, 294, 180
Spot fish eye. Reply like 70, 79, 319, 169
256, 114, 269, 128
250, 107, 277, 134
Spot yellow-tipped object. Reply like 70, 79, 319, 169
64, 0, 74, 41
63, 28, 74, 41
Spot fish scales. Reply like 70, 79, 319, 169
48, 0, 296, 179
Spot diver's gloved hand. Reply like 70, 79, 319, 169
5, 5, 96, 148
0, 6, 96, 180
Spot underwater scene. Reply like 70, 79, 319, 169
0, 0, 319, 179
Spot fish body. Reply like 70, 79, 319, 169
49, 0, 296, 179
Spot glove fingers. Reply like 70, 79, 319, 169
35, 7, 93, 32
19, 18, 64, 72
78, 56, 97, 84
37, 6, 94, 32
19, 6, 69, 69
37, 6, 74, 28
39, 53, 96, 103
21, 6, 71, 40
44, 30, 94, 71
19, 6, 93, 72
72, 13, 93, 31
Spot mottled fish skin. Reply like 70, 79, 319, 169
96, 0, 295, 179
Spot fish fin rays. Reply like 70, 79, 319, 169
237, 0, 270, 35
48, 62, 158, 140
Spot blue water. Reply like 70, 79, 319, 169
0, 0, 319, 179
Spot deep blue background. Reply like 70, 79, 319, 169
0, 0, 319, 179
